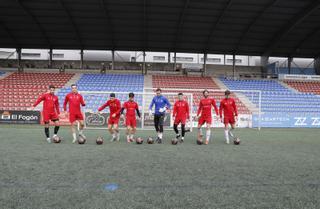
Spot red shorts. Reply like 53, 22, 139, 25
43, 112, 59, 123
174, 117, 187, 125
224, 117, 235, 125
69, 112, 84, 123
198, 116, 212, 126
108, 116, 120, 125
125, 117, 137, 127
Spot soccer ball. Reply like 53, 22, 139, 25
78, 136, 86, 144
96, 136, 104, 145
233, 137, 241, 145
136, 137, 144, 144
52, 135, 61, 143
171, 138, 178, 145
196, 139, 203, 145
147, 137, 154, 144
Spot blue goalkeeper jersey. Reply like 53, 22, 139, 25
149, 95, 171, 115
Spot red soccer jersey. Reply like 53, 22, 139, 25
123, 101, 139, 118
63, 93, 85, 114
173, 100, 190, 119
98, 99, 121, 117
219, 98, 238, 118
197, 97, 218, 117
33, 93, 60, 114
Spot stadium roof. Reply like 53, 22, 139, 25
1, 0, 320, 58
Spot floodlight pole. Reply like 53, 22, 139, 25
288, 57, 293, 74
173, 52, 177, 71
111, 50, 115, 71
16, 48, 22, 71
80, 49, 84, 69
315, 57, 320, 75
48, 48, 53, 69
203, 53, 207, 77
232, 54, 236, 79
143, 51, 146, 74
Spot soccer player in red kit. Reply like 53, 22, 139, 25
63, 84, 86, 143
173, 93, 190, 142
197, 90, 219, 145
121, 92, 141, 143
219, 90, 238, 144
32, 85, 60, 143
98, 93, 121, 142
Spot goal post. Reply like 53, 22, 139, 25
144, 88, 262, 130
79, 91, 194, 131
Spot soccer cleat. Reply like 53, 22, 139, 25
204, 140, 209, 145
127, 139, 131, 143
110, 137, 116, 142
226, 139, 230, 144
180, 138, 184, 143
46, 138, 51, 143
72, 138, 77, 143
156, 137, 162, 144
176, 134, 181, 139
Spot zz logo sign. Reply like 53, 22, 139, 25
294, 117, 307, 126
311, 118, 320, 126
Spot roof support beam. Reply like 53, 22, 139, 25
101, 0, 115, 50
289, 26, 320, 57
16, 0, 51, 48
234, 0, 279, 54
142, 0, 147, 51
57, 0, 84, 49
0, 21, 20, 47
204, 0, 233, 53
172, 0, 190, 52
263, 0, 320, 56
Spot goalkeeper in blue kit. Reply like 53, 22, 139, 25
149, 88, 171, 143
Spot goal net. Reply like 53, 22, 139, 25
80, 89, 261, 130
79, 91, 194, 131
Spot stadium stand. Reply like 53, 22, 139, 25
0, 72, 74, 110
284, 81, 320, 95
152, 75, 250, 114
57, 74, 144, 112
278, 67, 316, 75
220, 79, 320, 113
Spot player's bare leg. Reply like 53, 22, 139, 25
224, 123, 230, 144
126, 126, 132, 143
108, 124, 115, 142
130, 127, 136, 142
205, 123, 211, 145
228, 123, 236, 140
78, 120, 86, 139
70, 122, 77, 143
113, 124, 120, 141
44, 122, 51, 143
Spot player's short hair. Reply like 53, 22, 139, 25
156, 88, 161, 92
48, 85, 55, 89
178, 92, 183, 96
110, 93, 115, 98
129, 92, 134, 98
225, 90, 231, 95
71, 84, 77, 88
203, 89, 209, 95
